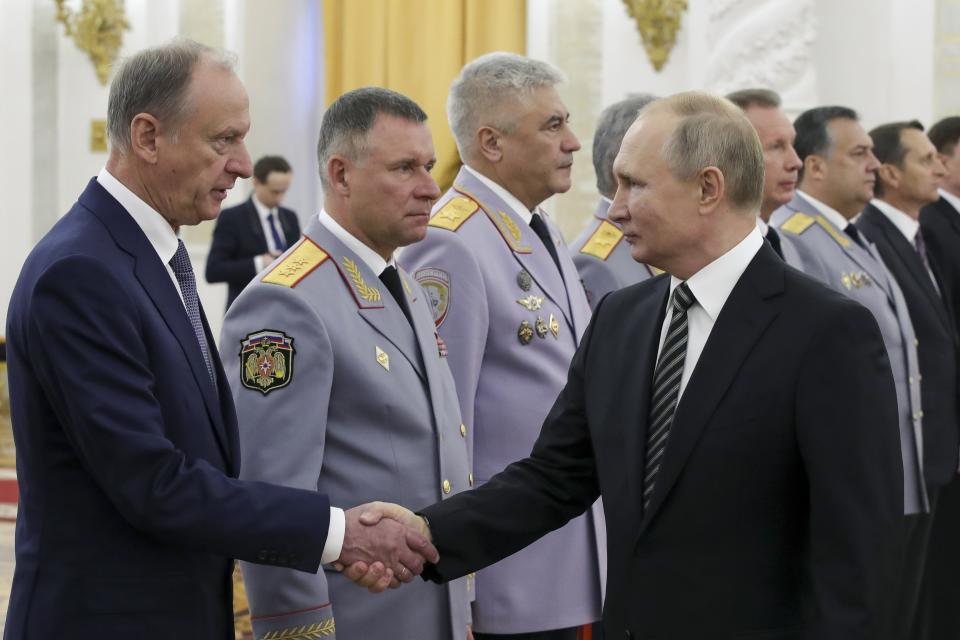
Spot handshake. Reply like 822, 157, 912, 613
333, 501, 435, 593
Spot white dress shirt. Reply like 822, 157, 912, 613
796, 190, 852, 231
98, 168, 344, 566
463, 164, 534, 224
252, 195, 288, 272
657, 227, 764, 399
97, 168, 185, 307
871, 198, 940, 292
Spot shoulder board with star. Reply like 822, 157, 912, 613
261, 238, 329, 288
429, 196, 479, 231
778, 212, 816, 236
814, 214, 850, 247
580, 220, 624, 261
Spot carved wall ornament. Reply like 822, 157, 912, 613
622, 0, 689, 72
54, 0, 130, 85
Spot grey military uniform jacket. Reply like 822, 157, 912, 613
569, 198, 657, 309
772, 192, 927, 514
221, 216, 471, 639
401, 166, 606, 635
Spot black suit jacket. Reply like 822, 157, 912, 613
205, 197, 300, 310
421, 243, 902, 640
921, 196, 960, 340
858, 203, 959, 487
5, 180, 327, 639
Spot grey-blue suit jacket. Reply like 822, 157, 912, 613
401, 166, 606, 634
772, 192, 926, 514
222, 216, 471, 640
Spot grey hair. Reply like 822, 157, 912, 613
643, 91, 765, 213
447, 52, 565, 161
593, 94, 658, 197
107, 38, 235, 153
725, 88, 782, 111
316, 87, 428, 191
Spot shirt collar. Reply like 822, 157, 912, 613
97, 167, 179, 265
755, 216, 769, 236
871, 198, 919, 243
796, 190, 850, 231
939, 188, 960, 216
252, 193, 275, 221
462, 164, 534, 224
318, 209, 393, 275
669, 226, 764, 322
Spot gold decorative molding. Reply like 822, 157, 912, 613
622, 0, 688, 72
54, 0, 130, 85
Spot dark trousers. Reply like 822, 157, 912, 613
475, 622, 603, 640
884, 492, 937, 640
920, 478, 960, 639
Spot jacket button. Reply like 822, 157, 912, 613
468, 473, 474, 487
460, 423, 467, 438
442, 479, 452, 494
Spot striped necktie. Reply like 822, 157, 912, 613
169, 240, 217, 386
643, 282, 696, 511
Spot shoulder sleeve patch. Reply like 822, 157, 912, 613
261, 238, 329, 288
580, 220, 624, 261
779, 212, 816, 235
429, 196, 479, 231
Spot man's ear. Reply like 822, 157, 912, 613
327, 156, 351, 196
698, 166, 725, 214
803, 155, 826, 183
477, 127, 503, 163
129, 113, 162, 164
877, 163, 901, 191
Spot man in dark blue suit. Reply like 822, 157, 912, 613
4, 40, 435, 639
206, 155, 301, 311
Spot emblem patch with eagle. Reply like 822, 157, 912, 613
239, 330, 296, 394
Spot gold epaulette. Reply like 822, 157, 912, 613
814, 214, 851, 247
580, 220, 624, 261
429, 196, 479, 231
779, 212, 815, 235
261, 238, 329, 288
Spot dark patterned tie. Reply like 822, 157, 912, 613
379, 265, 414, 327
644, 282, 696, 511
844, 223, 865, 249
169, 240, 216, 386
267, 211, 286, 251
530, 212, 562, 273
914, 231, 941, 295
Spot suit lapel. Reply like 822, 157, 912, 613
864, 206, 949, 328
244, 198, 268, 253
304, 220, 426, 380
453, 171, 576, 333
638, 245, 783, 537
81, 180, 234, 465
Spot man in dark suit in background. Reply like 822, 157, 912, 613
3, 40, 435, 639
357, 91, 903, 640
206, 155, 301, 310
857, 120, 959, 640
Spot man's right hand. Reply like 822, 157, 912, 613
334, 502, 438, 593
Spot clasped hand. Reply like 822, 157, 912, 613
334, 501, 434, 593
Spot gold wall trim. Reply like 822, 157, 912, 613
622, 0, 688, 72
54, 0, 129, 85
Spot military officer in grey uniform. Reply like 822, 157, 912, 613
770, 106, 926, 640
401, 53, 605, 640
222, 88, 471, 640
726, 88, 803, 265
570, 94, 659, 308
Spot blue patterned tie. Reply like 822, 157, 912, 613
643, 282, 695, 511
169, 240, 216, 386
267, 211, 286, 252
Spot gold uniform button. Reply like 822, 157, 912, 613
468, 473, 475, 487
915, 338, 920, 347
909, 376, 914, 385
442, 479, 452, 494
460, 424, 467, 438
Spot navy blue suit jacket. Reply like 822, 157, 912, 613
205, 197, 300, 310
4, 179, 328, 639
